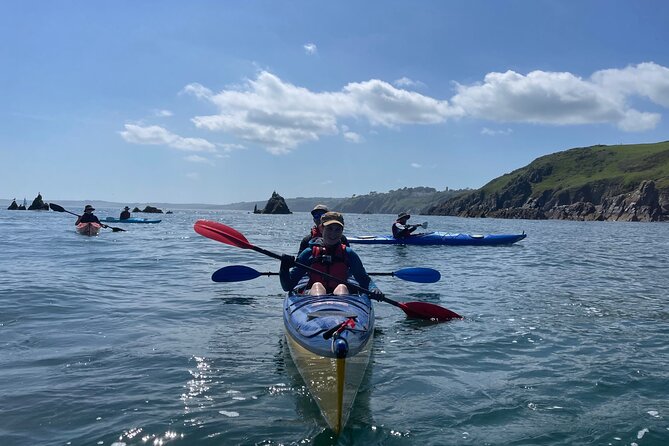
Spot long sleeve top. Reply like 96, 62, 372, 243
280, 246, 379, 294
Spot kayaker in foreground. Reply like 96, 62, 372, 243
392, 212, 422, 239
281, 211, 382, 297
120, 206, 131, 220
297, 204, 349, 254
75, 205, 102, 226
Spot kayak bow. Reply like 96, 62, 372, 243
76, 222, 101, 236
284, 291, 374, 433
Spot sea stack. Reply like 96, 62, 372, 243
28, 193, 49, 210
257, 191, 292, 214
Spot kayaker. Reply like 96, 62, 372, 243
298, 204, 349, 254
75, 205, 102, 225
120, 206, 131, 220
281, 211, 382, 297
392, 212, 420, 238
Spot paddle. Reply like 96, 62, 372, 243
411, 221, 428, 231
49, 203, 126, 232
212, 265, 441, 283
194, 219, 461, 320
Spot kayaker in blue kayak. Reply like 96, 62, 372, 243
392, 212, 422, 238
281, 211, 382, 297
120, 206, 131, 220
75, 205, 102, 225
298, 204, 349, 254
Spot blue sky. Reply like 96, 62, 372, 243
2, 1, 669, 204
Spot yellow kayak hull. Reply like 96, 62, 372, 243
284, 328, 373, 433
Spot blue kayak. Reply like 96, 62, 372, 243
104, 217, 162, 224
348, 231, 526, 246
283, 291, 374, 433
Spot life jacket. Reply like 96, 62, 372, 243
307, 240, 349, 292
310, 225, 322, 239
392, 221, 407, 238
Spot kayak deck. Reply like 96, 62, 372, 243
283, 292, 374, 433
348, 231, 527, 246
76, 222, 101, 236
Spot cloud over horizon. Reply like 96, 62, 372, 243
119, 124, 217, 152
125, 62, 669, 155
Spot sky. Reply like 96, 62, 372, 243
2, 1, 669, 205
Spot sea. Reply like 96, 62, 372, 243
1, 208, 668, 446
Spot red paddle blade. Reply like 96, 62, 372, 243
399, 301, 462, 321
194, 220, 253, 249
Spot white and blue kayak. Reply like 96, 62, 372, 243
104, 217, 162, 224
283, 291, 374, 433
348, 231, 526, 246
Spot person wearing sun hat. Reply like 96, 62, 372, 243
75, 204, 102, 226
392, 211, 420, 238
119, 206, 131, 220
297, 204, 349, 254
281, 211, 381, 297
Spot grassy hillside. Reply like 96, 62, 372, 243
482, 141, 669, 197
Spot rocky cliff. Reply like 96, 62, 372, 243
425, 142, 669, 222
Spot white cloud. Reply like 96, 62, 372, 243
185, 71, 460, 153
184, 154, 214, 165
452, 62, 667, 131
219, 143, 246, 152
592, 62, 669, 107
343, 131, 363, 143
481, 127, 513, 136
181, 83, 213, 100
153, 109, 173, 117
304, 43, 317, 55
120, 124, 217, 152
411, 162, 422, 168
178, 63, 669, 154
394, 77, 426, 89
185, 172, 200, 180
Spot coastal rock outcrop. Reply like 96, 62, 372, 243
8, 199, 19, 210
256, 191, 292, 214
427, 180, 668, 222
27, 193, 49, 210
425, 141, 669, 222
140, 206, 163, 214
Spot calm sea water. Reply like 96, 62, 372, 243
1, 208, 668, 446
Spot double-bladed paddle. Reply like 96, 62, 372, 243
413, 221, 428, 230
49, 203, 126, 232
212, 264, 441, 283
194, 219, 461, 321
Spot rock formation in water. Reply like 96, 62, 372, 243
140, 205, 163, 214
257, 191, 292, 214
28, 193, 49, 210
8, 199, 19, 210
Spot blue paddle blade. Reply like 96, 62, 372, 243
394, 267, 441, 283
212, 265, 262, 282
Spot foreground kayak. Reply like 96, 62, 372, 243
104, 217, 162, 224
76, 222, 101, 236
283, 291, 374, 433
348, 231, 526, 246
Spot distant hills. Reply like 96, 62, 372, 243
5, 141, 668, 221
426, 141, 669, 222
218, 187, 466, 214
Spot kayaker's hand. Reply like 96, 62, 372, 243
280, 254, 295, 270
370, 288, 383, 297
